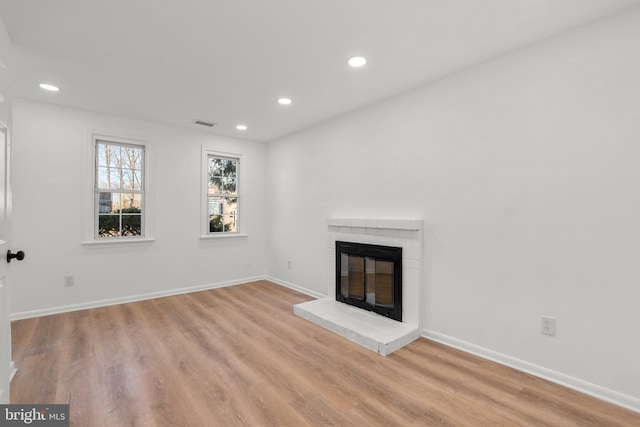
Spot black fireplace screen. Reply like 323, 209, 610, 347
336, 241, 402, 321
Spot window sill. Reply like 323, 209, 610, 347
82, 238, 156, 248
199, 233, 248, 240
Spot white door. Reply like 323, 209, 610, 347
0, 124, 13, 404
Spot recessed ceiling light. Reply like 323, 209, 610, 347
235, 124, 248, 131
278, 97, 292, 105
348, 56, 367, 68
39, 83, 60, 92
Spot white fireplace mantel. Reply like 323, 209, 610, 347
326, 218, 423, 231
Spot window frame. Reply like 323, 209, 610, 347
201, 147, 245, 238
83, 132, 154, 246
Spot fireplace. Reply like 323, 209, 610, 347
335, 241, 402, 321
293, 219, 422, 355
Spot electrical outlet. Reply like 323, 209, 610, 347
287, 260, 292, 270
64, 275, 74, 287
541, 316, 556, 336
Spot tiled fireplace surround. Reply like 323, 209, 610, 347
294, 218, 423, 355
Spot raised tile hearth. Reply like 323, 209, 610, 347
294, 298, 419, 355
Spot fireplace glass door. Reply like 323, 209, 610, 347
340, 254, 394, 307
336, 241, 402, 321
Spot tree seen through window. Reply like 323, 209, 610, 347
208, 156, 238, 233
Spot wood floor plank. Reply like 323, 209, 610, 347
10, 280, 640, 426
10, 353, 58, 403
291, 390, 364, 427
9, 316, 38, 360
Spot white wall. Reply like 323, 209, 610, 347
10, 99, 267, 315
266, 8, 640, 403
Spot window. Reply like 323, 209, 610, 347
95, 139, 145, 238
204, 151, 239, 234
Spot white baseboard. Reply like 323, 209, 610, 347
265, 276, 326, 299
10, 275, 267, 321
422, 329, 640, 414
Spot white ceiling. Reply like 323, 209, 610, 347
0, 0, 638, 142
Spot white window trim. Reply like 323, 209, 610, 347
82, 237, 156, 248
201, 146, 246, 239
83, 131, 155, 247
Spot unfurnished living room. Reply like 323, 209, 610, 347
0, 0, 639, 425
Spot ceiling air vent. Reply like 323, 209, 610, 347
193, 119, 216, 127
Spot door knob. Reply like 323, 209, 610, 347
7, 250, 25, 263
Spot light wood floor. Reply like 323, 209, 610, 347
10, 280, 640, 426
